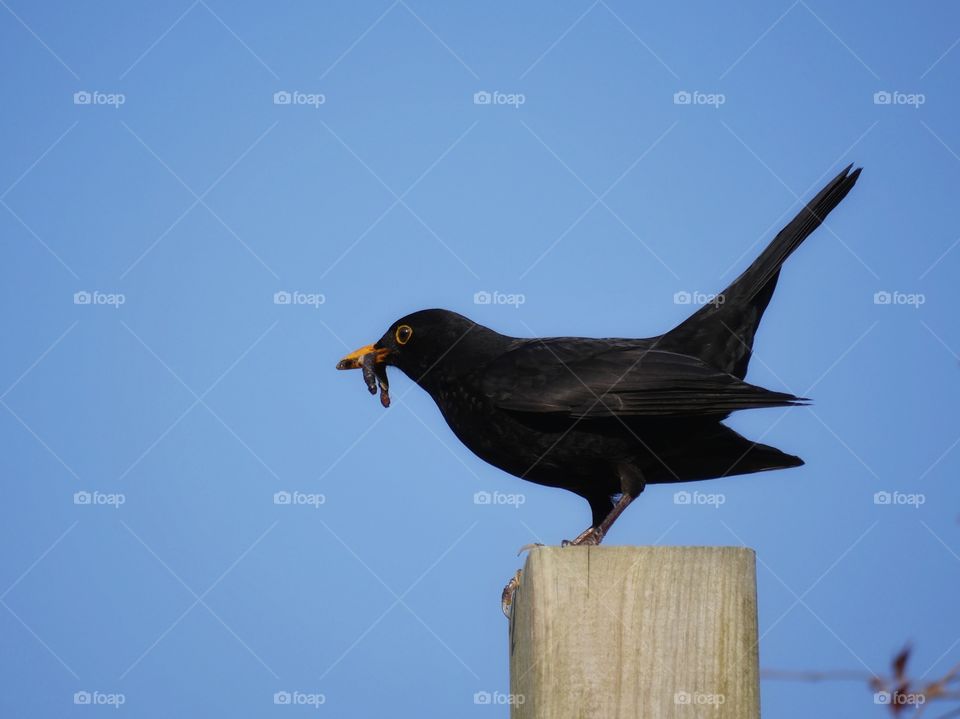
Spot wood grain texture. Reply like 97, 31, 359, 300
509, 546, 759, 719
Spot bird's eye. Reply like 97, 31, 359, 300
395, 325, 413, 345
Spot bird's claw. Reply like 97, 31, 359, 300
516, 542, 543, 556
501, 570, 521, 618
561, 527, 604, 546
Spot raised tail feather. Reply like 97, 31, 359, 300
661, 164, 862, 379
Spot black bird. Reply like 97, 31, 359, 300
338, 165, 861, 551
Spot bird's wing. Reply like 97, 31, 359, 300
481, 339, 805, 418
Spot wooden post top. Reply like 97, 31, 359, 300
509, 546, 759, 719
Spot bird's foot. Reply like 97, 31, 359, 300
502, 531, 603, 617
516, 542, 543, 556
501, 570, 521, 618
561, 526, 604, 547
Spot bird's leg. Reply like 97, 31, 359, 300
562, 473, 643, 546
503, 471, 644, 616
560, 494, 635, 546
594, 492, 636, 538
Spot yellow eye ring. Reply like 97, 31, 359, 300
395, 324, 413, 345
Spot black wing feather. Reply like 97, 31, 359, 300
481, 339, 805, 418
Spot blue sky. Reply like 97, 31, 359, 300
1, 1, 958, 716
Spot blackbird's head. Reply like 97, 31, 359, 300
336, 309, 484, 389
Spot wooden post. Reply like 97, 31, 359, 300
508, 546, 759, 718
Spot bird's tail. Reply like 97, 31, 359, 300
661, 164, 862, 379
647, 423, 804, 483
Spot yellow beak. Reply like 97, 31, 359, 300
336, 344, 392, 370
